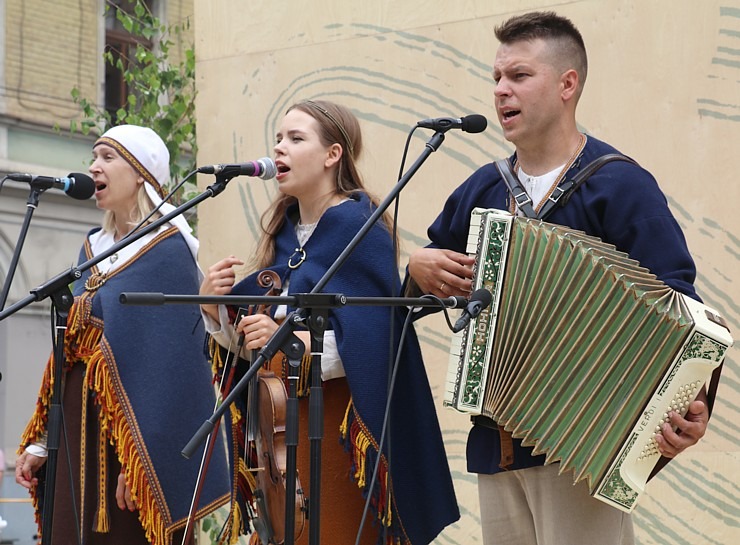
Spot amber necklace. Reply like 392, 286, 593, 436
510, 133, 586, 215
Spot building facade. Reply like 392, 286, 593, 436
0, 1, 193, 542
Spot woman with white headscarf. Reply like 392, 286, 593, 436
16, 125, 230, 545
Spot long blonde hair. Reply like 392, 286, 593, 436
251, 100, 397, 271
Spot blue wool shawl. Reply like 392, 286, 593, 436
230, 193, 459, 544
425, 135, 701, 474
21, 226, 230, 544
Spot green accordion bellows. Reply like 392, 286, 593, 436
445, 208, 733, 512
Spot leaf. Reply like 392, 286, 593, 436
119, 12, 134, 33
69, 0, 199, 231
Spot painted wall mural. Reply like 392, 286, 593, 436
194, 1, 739, 543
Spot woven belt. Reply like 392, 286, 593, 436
472, 415, 514, 470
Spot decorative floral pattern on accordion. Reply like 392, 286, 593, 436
598, 332, 729, 510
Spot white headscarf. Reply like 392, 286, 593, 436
94, 124, 199, 261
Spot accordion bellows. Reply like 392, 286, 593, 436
445, 208, 733, 512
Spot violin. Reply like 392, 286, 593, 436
184, 270, 306, 545
247, 270, 307, 545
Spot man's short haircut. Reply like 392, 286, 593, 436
494, 11, 588, 94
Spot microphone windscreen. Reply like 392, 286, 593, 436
67, 173, 96, 200
471, 287, 493, 308
461, 114, 488, 134
258, 158, 278, 180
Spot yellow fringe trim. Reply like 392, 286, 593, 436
85, 346, 168, 545
18, 295, 99, 451
19, 293, 171, 545
353, 432, 372, 489
339, 399, 352, 437
339, 400, 397, 533
79, 350, 90, 536
93, 424, 110, 533
209, 336, 227, 376
229, 505, 243, 545
296, 354, 312, 397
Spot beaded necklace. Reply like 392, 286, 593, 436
510, 133, 586, 215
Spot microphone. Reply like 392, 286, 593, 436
452, 288, 493, 333
6, 172, 96, 200
417, 114, 488, 134
197, 157, 277, 179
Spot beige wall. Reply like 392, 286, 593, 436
194, 1, 739, 543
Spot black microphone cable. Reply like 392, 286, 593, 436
355, 115, 474, 544
121, 168, 199, 242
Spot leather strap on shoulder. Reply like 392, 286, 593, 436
540, 153, 638, 220
494, 158, 537, 218
495, 154, 639, 221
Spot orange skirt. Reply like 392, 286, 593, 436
250, 368, 377, 545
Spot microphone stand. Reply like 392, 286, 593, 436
163, 128, 450, 545
0, 182, 78, 544
121, 292, 461, 545
0, 171, 244, 545
302, 129, 447, 545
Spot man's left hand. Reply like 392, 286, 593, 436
654, 398, 708, 458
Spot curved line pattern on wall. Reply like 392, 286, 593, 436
221, 17, 739, 545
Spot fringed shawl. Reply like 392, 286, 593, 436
225, 193, 459, 544
20, 226, 230, 545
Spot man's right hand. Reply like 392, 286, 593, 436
408, 247, 475, 297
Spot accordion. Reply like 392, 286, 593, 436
444, 208, 733, 512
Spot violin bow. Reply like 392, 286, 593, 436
181, 308, 247, 545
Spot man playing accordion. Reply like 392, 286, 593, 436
408, 11, 713, 545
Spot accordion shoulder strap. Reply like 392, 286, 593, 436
551, 153, 639, 215
495, 158, 537, 218
495, 153, 639, 221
